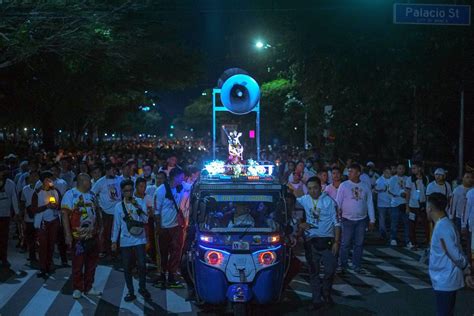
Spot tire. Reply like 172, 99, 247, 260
232, 303, 247, 316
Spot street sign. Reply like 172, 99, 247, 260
393, 3, 471, 26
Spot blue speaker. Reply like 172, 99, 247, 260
218, 69, 260, 115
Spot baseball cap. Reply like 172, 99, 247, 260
434, 168, 446, 176
366, 161, 375, 168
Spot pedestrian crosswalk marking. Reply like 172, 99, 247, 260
346, 268, 398, 293
0, 245, 435, 314
292, 289, 312, 298
0, 270, 35, 309
377, 248, 427, 269
19, 268, 70, 316
119, 277, 145, 315
373, 263, 430, 290
70, 265, 112, 313
333, 283, 361, 297
292, 279, 309, 285
363, 255, 431, 290
166, 289, 193, 313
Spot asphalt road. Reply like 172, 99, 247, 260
1, 239, 473, 316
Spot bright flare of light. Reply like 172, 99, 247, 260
205, 160, 225, 176
256, 41, 264, 49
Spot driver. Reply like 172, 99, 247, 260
223, 203, 255, 228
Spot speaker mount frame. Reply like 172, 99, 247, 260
212, 88, 260, 161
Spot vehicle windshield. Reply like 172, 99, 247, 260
198, 194, 282, 233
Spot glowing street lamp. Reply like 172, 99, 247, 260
255, 40, 272, 50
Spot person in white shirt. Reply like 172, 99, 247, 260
134, 177, 156, 261
92, 162, 122, 259
60, 158, 76, 189
119, 161, 136, 184
366, 161, 380, 189
451, 172, 473, 256
16, 160, 39, 195
288, 161, 306, 184
31, 171, 61, 278
293, 176, 341, 310
158, 155, 178, 177
427, 193, 474, 316
451, 172, 472, 232
50, 163, 69, 196
405, 162, 430, 247
90, 164, 102, 185
0, 164, 20, 268
154, 167, 187, 288
20, 170, 40, 264
325, 167, 342, 200
360, 171, 372, 190
14, 161, 29, 185
303, 159, 318, 183
111, 179, 150, 302
388, 163, 410, 248
426, 168, 452, 205
61, 173, 102, 299
336, 164, 375, 274
145, 171, 167, 210
374, 166, 392, 240
287, 172, 308, 221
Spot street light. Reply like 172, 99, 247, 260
255, 41, 272, 50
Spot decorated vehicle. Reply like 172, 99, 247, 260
186, 161, 290, 315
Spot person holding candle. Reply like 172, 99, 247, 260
31, 171, 61, 278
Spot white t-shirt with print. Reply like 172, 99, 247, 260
61, 188, 97, 237
335, 180, 375, 223
91, 176, 122, 215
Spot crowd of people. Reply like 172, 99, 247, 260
0, 141, 473, 315
281, 157, 474, 314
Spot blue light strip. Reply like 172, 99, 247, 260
198, 244, 231, 256
252, 245, 282, 256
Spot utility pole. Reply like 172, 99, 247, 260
458, 88, 464, 179
304, 110, 308, 150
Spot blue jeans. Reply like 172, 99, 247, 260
390, 205, 409, 244
121, 244, 147, 294
434, 290, 457, 316
340, 217, 368, 269
378, 207, 390, 239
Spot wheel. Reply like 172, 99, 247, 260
232, 302, 247, 316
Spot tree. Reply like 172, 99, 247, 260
0, 0, 200, 148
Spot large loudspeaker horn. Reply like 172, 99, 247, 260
218, 68, 260, 115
